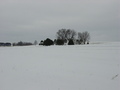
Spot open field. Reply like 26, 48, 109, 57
0, 42, 120, 90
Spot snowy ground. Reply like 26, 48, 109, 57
0, 42, 120, 90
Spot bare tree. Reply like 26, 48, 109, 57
78, 31, 90, 44
66, 29, 76, 40
78, 32, 84, 44
83, 31, 90, 44
56, 29, 66, 40
56, 29, 76, 43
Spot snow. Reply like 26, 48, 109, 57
0, 42, 120, 90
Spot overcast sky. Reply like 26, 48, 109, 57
0, 0, 120, 42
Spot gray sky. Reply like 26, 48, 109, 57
0, 0, 120, 43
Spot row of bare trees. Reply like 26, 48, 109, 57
1, 29, 90, 47
56, 29, 90, 44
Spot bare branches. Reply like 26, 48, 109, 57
56, 29, 76, 42
56, 29, 90, 45
78, 31, 90, 44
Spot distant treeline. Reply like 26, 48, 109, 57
0, 42, 11, 46
13, 41, 33, 46
0, 29, 90, 47
0, 41, 33, 46
39, 29, 90, 46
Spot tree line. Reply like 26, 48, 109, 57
39, 29, 90, 46
0, 29, 90, 46
0, 41, 33, 46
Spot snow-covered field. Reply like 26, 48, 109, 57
0, 42, 120, 90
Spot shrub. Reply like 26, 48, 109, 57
43, 38, 54, 46
56, 39, 64, 45
68, 39, 74, 45
39, 40, 44, 45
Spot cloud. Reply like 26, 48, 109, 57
0, 0, 119, 42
